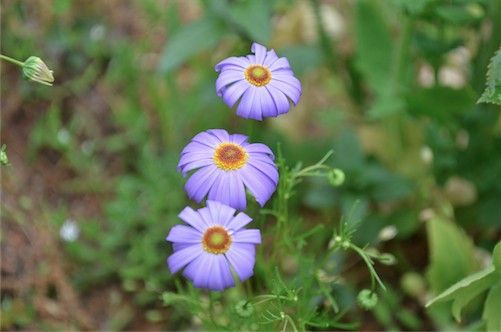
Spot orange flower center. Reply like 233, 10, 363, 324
245, 65, 272, 87
213, 143, 248, 171
202, 226, 232, 254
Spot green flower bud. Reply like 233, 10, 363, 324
328, 168, 345, 187
377, 253, 397, 265
357, 289, 378, 310
22, 56, 54, 86
235, 300, 254, 318
0, 145, 8, 166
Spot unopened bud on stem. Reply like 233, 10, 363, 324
22, 56, 54, 86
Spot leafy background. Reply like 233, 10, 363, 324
1, 0, 500, 330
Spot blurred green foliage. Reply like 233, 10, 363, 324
1, 0, 500, 330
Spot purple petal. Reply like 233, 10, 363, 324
178, 152, 213, 175
248, 158, 279, 185
269, 57, 292, 71
225, 243, 256, 281
207, 171, 228, 205
263, 49, 279, 67
229, 133, 248, 145
226, 211, 253, 232
198, 206, 217, 227
228, 172, 247, 211
210, 255, 235, 290
245, 143, 275, 156
178, 206, 209, 232
239, 165, 277, 206
233, 229, 261, 244
215, 56, 250, 72
192, 131, 222, 148
236, 86, 259, 120
258, 87, 279, 118
166, 225, 202, 243
185, 253, 235, 291
167, 244, 202, 274
269, 80, 301, 105
265, 84, 290, 115
206, 129, 230, 142
251, 43, 267, 64
207, 200, 236, 226
181, 141, 213, 154
272, 73, 302, 92
185, 165, 219, 203
222, 79, 250, 108
216, 70, 245, 95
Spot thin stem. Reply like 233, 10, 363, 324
0, 54, 24, 67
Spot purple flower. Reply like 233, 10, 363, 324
177, 129, 278, 210
166, 201, 261, 291
215, 42, 302, 120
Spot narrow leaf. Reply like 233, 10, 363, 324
478, 46, 501, 106
483, 283, 501, 331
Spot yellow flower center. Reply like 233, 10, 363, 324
245, 65, 272, 87
202, 226, 232, 254
213, 143, 248, 171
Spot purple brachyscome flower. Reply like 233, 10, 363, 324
215, 42, 302, 120
177, 129, 278, 211
166, 200, 261, 291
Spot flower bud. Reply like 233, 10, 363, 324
235, 300, 254, 318
328, 168, 345, 187
0, 145, 8, 166
357, 289, 378, 310
22, 56, 54, 86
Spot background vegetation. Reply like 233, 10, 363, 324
1, 0, 500, 330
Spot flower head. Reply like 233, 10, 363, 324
215, 42, 302, 120
177, 129, 278, 210
166, 201, 261, 291
22, 56, 54, 86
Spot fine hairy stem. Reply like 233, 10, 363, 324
0, 54, 24, 67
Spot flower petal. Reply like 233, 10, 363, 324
269, 57, 292, 71
233, 229, 261, 244
178, 206, 209, 232
269, 80, 301, 105
210, 255, 235, 290
248, 158, 279, 185
215, 56, 250, 72
226, 211, 253, 232
167, 244, 202, 274
239, 164, 277, 206
206, 129, 230, 143
208, 200, 236, 226
228, 172, 247, 211
222, 79, 250, 108
216, 70, 245, 96
185, 165, 219, 203
265, 84, 290, 115
263, 49, 279, 67
236, 86, 259, 120
225, 243, 256, 281
259, 87, 279, 118
245, 143, 275, 156
251, 42, 267, 64
229, 133, 248, 145
166, 225, 202, 243
192, 131, 222, 148
208, 170, 231, 205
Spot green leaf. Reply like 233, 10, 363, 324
483, 283, 501, 331
228, 0, 272, 43
493, 242, 501, 271
426, 265, 496, 322
478, 46, 501, 106
426, 217, 479, 293
159, 17, 225, 73
407, 86, 477, 123
354, 0, 394, 95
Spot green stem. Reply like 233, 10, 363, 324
0, 54, 24, 67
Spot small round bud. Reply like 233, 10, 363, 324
357, 289, 378, 310
235, 300, 254, 318
328, 168, 345, 187
22, 56, 54, 86
0, 145, 8, 166
377, 253, 397, 265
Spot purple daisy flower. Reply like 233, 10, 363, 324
177, 129, 278, 211
166, 200, 261, 291
215, 42, 302, 120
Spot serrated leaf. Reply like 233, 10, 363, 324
478, 46, 501, 106
426, 265, 496, 322
483, 283, 501, 331
159, 17, 225, 73
426, 217, 479, 293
